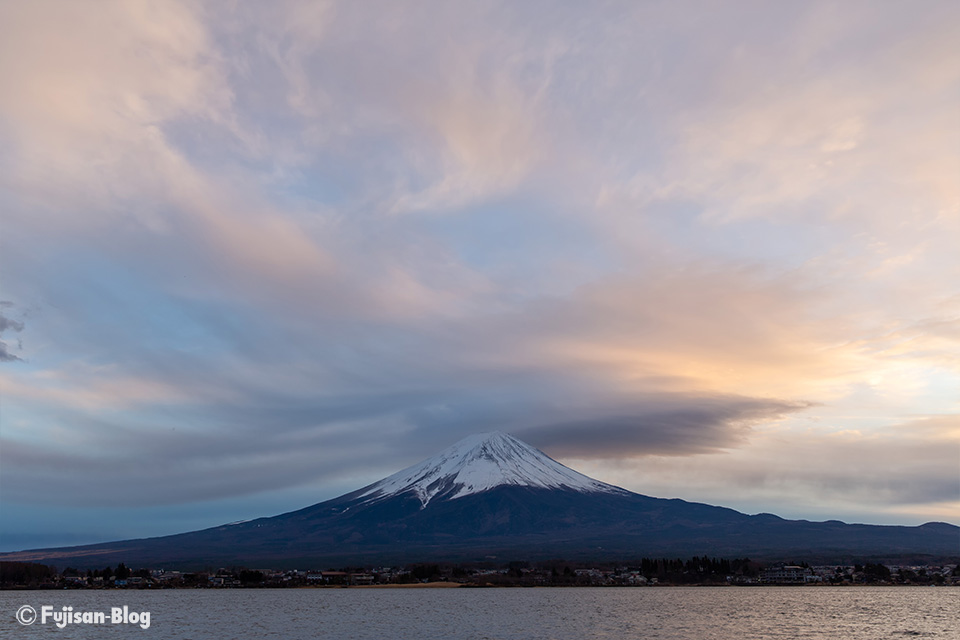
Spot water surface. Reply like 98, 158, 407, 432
2, 587, 956, 639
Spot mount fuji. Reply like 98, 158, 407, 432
6, 432, 957, 569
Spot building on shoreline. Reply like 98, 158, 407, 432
759, 566, 817, 584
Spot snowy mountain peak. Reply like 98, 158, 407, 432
356, 431, 628, 508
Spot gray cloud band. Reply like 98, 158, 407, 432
0, 303, 25, 362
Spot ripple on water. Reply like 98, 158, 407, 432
1, 586, 957, 640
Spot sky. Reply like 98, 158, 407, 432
1, 0, 958, 552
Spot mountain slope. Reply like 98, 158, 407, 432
4, 432, 957, 568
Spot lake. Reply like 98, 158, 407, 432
2, 587, 956, 639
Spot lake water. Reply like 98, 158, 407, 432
2, 587, 957, 639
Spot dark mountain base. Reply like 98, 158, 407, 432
5, 487, 957, 570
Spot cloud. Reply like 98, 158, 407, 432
0, 0, 232, 218
0, 302, 25, 362
0, 344, 20, 363
0, 368, 195, 411
517, 396, 810, 458
573, 415, 960, 524
1, 0, 959, 540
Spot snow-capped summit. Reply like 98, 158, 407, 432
355, 431, 628, 507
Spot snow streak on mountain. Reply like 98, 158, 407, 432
355, 431, 629, 507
